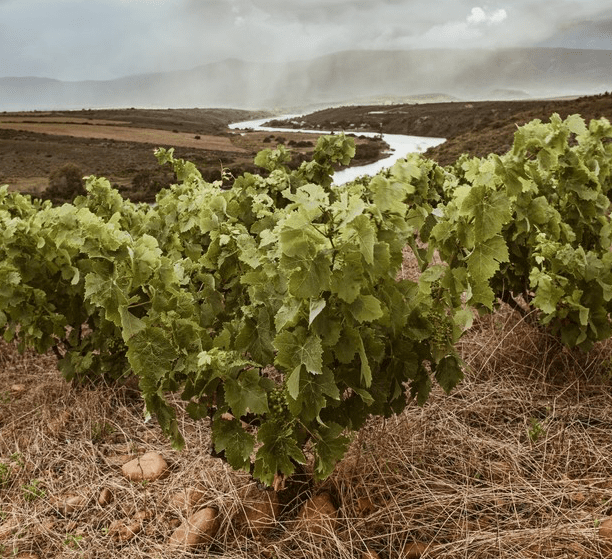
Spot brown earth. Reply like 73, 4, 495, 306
0, 119, 247, 152
266, 92, 612, 166
3, 93, 612, 203
0, 108, 388, 203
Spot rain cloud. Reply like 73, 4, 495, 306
0, 0, 610, 81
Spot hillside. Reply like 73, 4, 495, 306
3, 93, 612, 204
1, 48, 611, 112
0, 107, 388, 203
267, 92, 612, 166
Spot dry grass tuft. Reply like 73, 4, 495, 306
2, 302, 612, 558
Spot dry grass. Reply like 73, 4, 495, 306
2, 304, 612, 558
0, 121, 244, 152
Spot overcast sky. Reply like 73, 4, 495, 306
0, 0, 610, 81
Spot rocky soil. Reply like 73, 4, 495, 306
2, 300, 612, 557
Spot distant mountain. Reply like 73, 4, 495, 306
1, 48, 611, 112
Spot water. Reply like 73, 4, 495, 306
229, 114, 445, 184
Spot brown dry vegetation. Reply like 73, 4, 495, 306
269, 92, 612, 166
0, 108, 388, 204
0, 119, 244, 152
2, 283, 612, 558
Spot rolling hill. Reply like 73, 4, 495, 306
1, 47, 611, 111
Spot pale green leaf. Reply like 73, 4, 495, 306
460, 185, 512, 242
275, 298, 302, 331
370, 175, 407, 215
348, 295, 384, 323
309, 298, 327, 326
330, 251, 364, 303
286, 366, 301, 400
287, 252, 331, 299
120, 307, 146, 343
344, 214, 376, 265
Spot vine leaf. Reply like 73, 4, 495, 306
274, 328, 323, 376
344, 214, 376, 264
348, 295, 384, 323
460, 185, 512, 242
225, 369, 269, 418
467, 235, 509, 308
126, 326, 178, 383
287, 252, 331, 298
313, 422, 351, 480
309, 298, 327, 326
253, 422, 306, 486
212, 414, 255, 472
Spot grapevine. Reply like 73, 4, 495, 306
0, 134, 466, 484
1, 113, 610, 486
431, 113, 612, 349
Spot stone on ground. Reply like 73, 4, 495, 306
600, 517, 612, 540
108, 519, 142, 542
121, 451, 168, 482
402, 542, 430, 558
235, 485, 280, 538
296, 493, 338, 536
168, 507, 220, 549
98, 487, 113, 506
169, 483, 206, 512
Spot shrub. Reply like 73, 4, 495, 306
46, 163, 86, 204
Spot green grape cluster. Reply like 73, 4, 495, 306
267, 385, 289, 420
428, 307, 453, 357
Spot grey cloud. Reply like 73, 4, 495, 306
1, 0, 612, 82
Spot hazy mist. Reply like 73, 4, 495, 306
0, 0, 611, 110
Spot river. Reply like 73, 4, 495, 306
229, 114, 445, 185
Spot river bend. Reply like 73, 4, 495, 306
229, 114, 445, 185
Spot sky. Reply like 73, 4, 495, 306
0, 0, 610, 82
